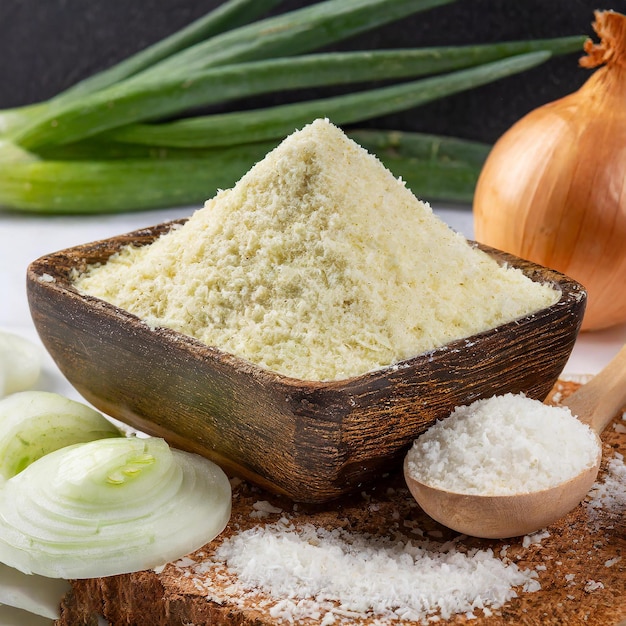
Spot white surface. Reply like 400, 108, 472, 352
0, 203, 624, 390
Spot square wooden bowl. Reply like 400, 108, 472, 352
26, 220, 586, 503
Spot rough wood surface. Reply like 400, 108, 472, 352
57, 380, 626, 626
27, 221, 585, 503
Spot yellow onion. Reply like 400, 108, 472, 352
473, 10, 626, 331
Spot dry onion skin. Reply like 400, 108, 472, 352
473, 10, 626, 331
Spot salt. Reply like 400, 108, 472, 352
522, 530, 550, 549
586, 452, 626, 511
249, 500, 283, 519
405, 393, 600, 495
193, 522, 540, 624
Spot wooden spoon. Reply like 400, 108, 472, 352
403, 344, 626, 539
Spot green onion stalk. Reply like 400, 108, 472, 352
0, 0, 585, 214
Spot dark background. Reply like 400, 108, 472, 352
0, 0, 623, 144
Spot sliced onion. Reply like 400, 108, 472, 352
0, 436, 231, 578
0, 391, 121, 481
0, 563, 69, 619
0, 331, 43, 397
0, 604, 56, 626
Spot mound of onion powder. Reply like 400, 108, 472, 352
405, 393, 600, 495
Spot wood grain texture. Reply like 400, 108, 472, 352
55, 381, 626, 626
27, 219, 586, 503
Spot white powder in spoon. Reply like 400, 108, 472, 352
405, 393, 600, 495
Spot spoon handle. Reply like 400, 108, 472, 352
561, 343, 626, 434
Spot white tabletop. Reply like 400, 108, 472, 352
1, 204, 624, 400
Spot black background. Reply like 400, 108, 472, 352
0, 0, 623, 143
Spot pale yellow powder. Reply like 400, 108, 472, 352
74, 119, 558, 381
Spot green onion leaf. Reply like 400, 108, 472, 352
107, 46, 562, 149
0, 0, 286, 136
0, 136, 486, 212
0, 142, 276, 213
0, 0, 586, 215
134, 0, 458, 79
12, 50, 550, 151
349, 129, 491, 169
0, 128, 492, 212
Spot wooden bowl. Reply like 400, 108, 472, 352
26, 220, 586, 503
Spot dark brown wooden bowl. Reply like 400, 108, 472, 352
26, 220, 586, 503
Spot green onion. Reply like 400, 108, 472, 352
132, 0, 457, 79
0, 0, 586, 214
0, 103, 47, 138
0, 0, 286, 137
0, 436, 231, 578
349, 129, 491, 168
1, 0, 453, 139
107, 48, 562, 149
0, 391, 121, 480
0, 130, 490, 212
378, 155, 482, 204
0, 143, 277, 213
0, 53, 545, 213
8, 0, 457, 149
14, 49, 552, 151
352, 129, 493, 203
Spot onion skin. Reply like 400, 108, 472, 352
473, 10, 626, 331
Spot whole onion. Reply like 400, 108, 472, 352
473, 10, 626, 331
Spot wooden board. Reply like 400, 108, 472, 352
58, 380, 626, 626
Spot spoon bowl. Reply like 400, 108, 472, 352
404, 344, 626, 538
403, 445, 601, 539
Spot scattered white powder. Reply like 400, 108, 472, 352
614, 414, 626, 434
586, 452, 626, 511
190, 521, 539, 624
522, 530, 550, 549
74, 118, 557, 381
584, 580, 605, 593
173, 556, 196, 568
405, 393, 600, 495
249, 500, 283, 519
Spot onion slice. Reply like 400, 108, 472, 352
0, 391, 121, 481
0, 331, 43, 397
0, 604, 56, 626
0, 436, 231, 578
0, 563, 69, 619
